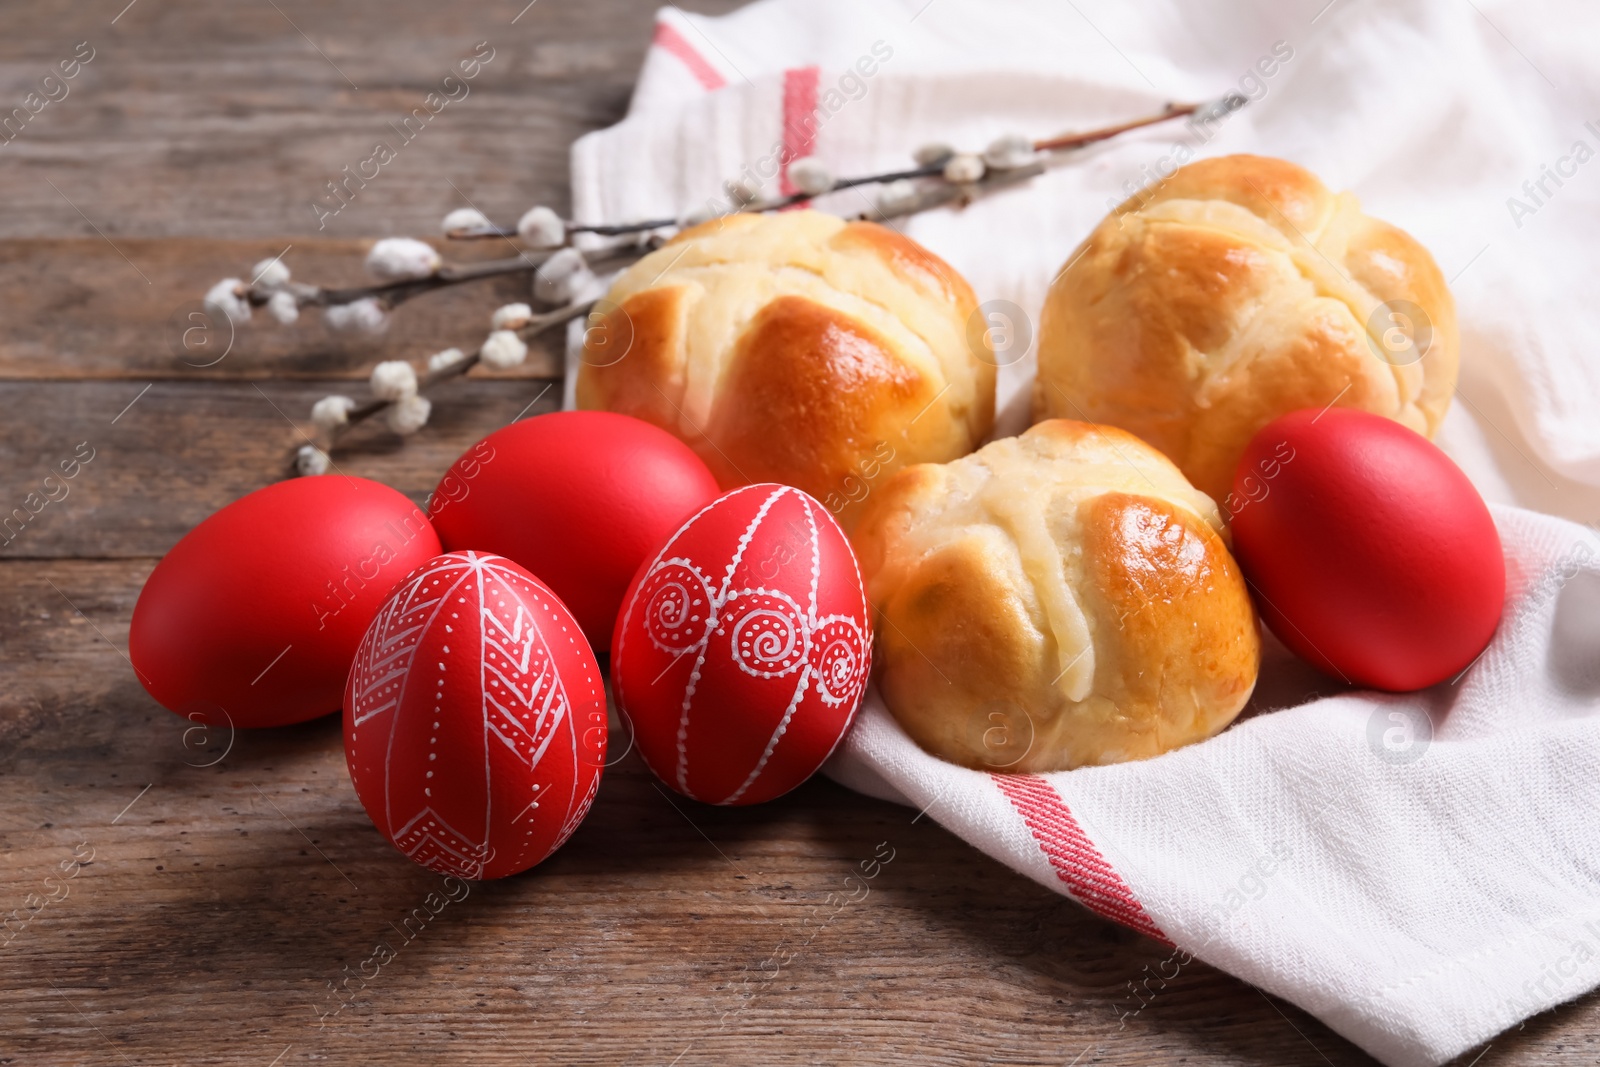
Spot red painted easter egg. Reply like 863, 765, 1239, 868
130, 476, 441, 728
1229, 407, 1504, 691
430, 411, 721, 651
344, 551, 606, 879
611, 484, 871, 805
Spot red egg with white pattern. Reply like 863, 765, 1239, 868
611, 484, 871, 805
344, 551, 607, 879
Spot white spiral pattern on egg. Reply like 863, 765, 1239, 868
637, 559, 714, 652
723, 591, 808, 678
807, 616, 868, 706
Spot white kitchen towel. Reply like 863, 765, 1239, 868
565, 2, 1600, 1063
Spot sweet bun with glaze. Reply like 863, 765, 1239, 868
576, 210, 995, 529
852, 419, 1260, 772
1034, 154, 1458, 506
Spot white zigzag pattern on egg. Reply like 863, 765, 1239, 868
479, 560, 568, 771
393, 806, 491, 880
348, 557, 453, 729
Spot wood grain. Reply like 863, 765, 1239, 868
0, 0, 1595, 1064
0, 0, 734, 239
0, 378, 562, 560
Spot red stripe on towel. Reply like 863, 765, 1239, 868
652, 21, 727, 91
993, 773, 1171, 945
779, 66, 821, 198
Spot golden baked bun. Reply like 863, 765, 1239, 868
1034, 154, 1458, 505
576, 210, 995, 528
853, 419, 1260, 772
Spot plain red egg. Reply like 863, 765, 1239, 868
130, 476, 442, 728
345, 551, 606, 879
1228, 407, 1504, 691
429, 411, 721, 652
611, 483, 871, 805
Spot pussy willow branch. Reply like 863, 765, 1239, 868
314, 253, 559, 309
446, 100, 1208, 240
863, 159, 1049, 222
265, 98, 1222, 319
255, 248, 646, 312
556, 161, 952, 237
321, 298, 599, 448
1033, 99, 1200, 152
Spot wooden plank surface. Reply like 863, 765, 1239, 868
0, 0, 682, 239
0, 378, 563, 559
0, 1, 1594, 1064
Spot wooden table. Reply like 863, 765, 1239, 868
1, 2, 1593, 1063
